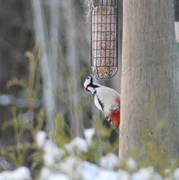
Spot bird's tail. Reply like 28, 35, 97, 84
114, 127, 119, 134
107, 118, 119, 134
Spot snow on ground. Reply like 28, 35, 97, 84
0, 129, 179, 180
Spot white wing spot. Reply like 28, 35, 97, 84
94, 95, 103, 112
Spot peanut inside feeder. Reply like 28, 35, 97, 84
91, 4, 118, 79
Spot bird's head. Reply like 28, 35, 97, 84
84, 76, 97, 94
84, 76, 93, 91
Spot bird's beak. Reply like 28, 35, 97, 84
84, 86, 87, 91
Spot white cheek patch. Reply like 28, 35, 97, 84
94, 95, 103, 112
84, 77, 91, 88
88, 87, 95, 94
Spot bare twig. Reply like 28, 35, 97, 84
26, 52, 44, 158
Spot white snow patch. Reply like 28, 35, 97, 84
132, 167, 162, 180
0, 94, 14, 106
60, 156, 81, 179
40, 167, 53, 179
36, 133, 65, 166
126, 157, 137, 171
173, 167, 179, 180
65, 137, 88, 154
43, 153, 55, 167
78, 161, 101, 180
99, 153, 119, 170
12, 166, 31, 180
98, 170, 118, 180
43, 142, 65, 166
48, 173, 69, 180
117, 169, 131, 180
0, 166, 31, 180
36, 130, 47, 148
84, 128, 95, 146
0, 171, 13, 180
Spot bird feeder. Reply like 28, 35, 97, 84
91, 0, 118, 80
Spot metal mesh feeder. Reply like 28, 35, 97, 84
91, 0, 118, 80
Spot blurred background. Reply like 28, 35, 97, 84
0, 0, 122, 148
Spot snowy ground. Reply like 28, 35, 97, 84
0, 129, 179, 180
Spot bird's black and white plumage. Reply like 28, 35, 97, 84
84, 76, 120, 134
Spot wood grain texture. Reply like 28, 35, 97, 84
119, 0, 179, 161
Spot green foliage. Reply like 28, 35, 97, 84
85, 117, 118, 162
1, 48, 44, 178
51, 111, 119, 163
51, 112, 72, 148
0, 107, 37, 169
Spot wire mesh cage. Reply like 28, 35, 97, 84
91, 0, 118, 80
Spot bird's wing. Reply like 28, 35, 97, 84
94, 94, 103, 112
96, 86, 120, 116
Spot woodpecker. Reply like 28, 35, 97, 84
84, 76, 120, 134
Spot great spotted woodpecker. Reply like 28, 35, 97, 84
84, 76, 120, 133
